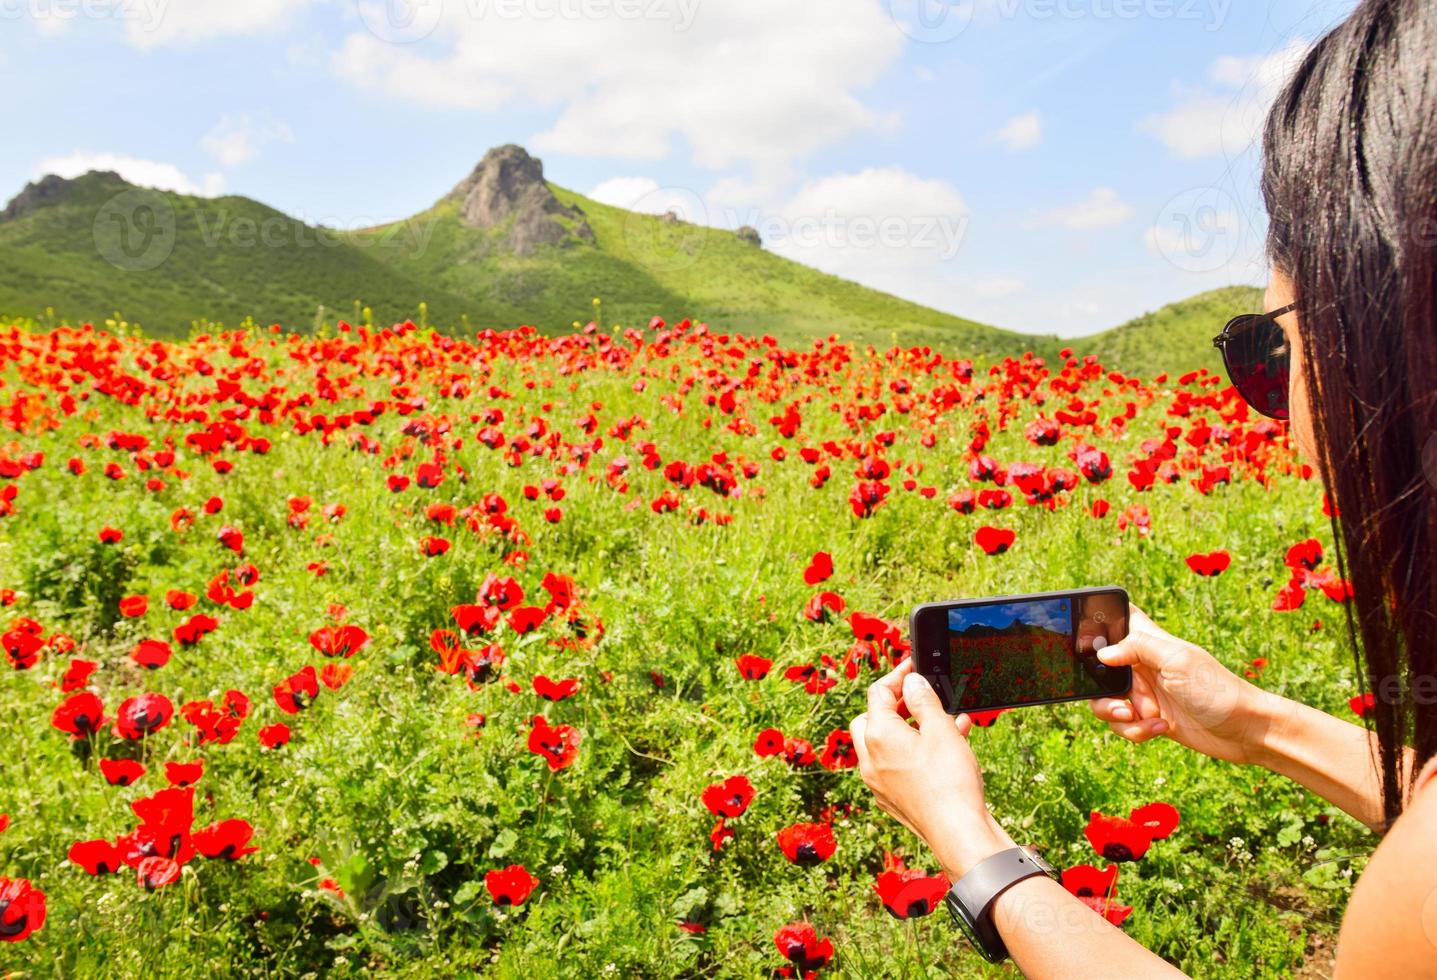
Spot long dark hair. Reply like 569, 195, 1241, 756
1262, 0, 1437, 827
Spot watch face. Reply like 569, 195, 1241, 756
945, 892, 981, 946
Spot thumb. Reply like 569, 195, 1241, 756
1096, 628, 1176, 671
902, 672, 950, 727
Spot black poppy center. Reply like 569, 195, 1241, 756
1101, 842, 1134, 862
793, 843, 821, 867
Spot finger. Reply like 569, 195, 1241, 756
866, 658, 913, 717
1106, 717, 1169, 743
1089, 697, 1134, 724
849, 714, 871, 769
1096, 627, 1176, 671
901, 672, 950, 729
1126, 670, 1162, 720
954, 713, 974, 737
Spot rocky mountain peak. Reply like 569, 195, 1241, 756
1, 172, 122, 224
445, 145, 593, 255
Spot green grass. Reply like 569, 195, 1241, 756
0, 319, 1365, 978
1081, 286, 1264, 379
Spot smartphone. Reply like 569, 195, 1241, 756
909, 588, 1132, 715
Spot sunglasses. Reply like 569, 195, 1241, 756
1211, 302, 1297, 420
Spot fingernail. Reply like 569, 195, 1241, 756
1151, 719, 1169, 734
903, 673, 923, 694
1113, 706, 1132, 721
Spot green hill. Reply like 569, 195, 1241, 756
0, 147, 1264, 377
1080, 285, 1263, 378
0, 171, 474, 335
0, 152, 1059, 361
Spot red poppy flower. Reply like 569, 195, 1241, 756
98, 526, 123, 544
258, 723, 291, 749
527, 716, 581, 770
1129, 801, 1180, 840
773, 923, 834, 975
485, 864, 539, 906
818, 729, 856, 770
1284, 538, 1323, 571
51, 691, 106, 738
99, 758, 146, 786
60, 658, 98, 692
802, 552, 834, 585
1185, 551, 1231, 577
974, 526, 1016, 555
1061, 863, 1119, 900
420, 535, 451, 557
0, 876, 46, 942
216, 525, 244, 553
735, 653, 772, 680
165, 590, 197, 611
709, 816, 735, 852
69, 839, 124, 876
874, 867, 950, 919
479, 574, 525, 610
452, 603, 502, 634
320, 663, 352, 690
192, 819, 258, 861
309, 624, 369, 658
2, 628, 43, 670
701, 775, 755, 819
753, 727, 785, 758
1083, 811, 1153, 862
776, 822, 836, 867
113, 693, 174, 740
118, 595, 149, 618
783, 736, 817, 768
137, 856, 181, 890
1078, 893, 1133, 926
130, 638, 172, 670
966, 708, 1008, 727
173, 613, 220, 647
273, 666, 320, 714
1349, 692, 1376, 718
164, 760, 204, 788
507, 606, 547, 634
532, 675, 580, 701
803, 591, 846, 622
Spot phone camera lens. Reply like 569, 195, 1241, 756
1093, 611, 1107, 623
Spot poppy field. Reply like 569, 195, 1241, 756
0, 315, 1370, 977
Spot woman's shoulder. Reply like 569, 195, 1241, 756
1332, 763, 1437, 978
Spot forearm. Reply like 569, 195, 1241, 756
1251, 691, 1407, 832
927, 818, 1186, 979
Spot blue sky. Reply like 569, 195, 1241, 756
949, 597, 1070, 635
0, 0, 1358, 335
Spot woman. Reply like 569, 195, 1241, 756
849, 1, 1437, 974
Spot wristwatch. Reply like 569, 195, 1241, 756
945, 845, 1058, 963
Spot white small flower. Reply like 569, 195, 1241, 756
1032, 772, 1047, 783
1153, 775, 1166, 787
550, 863, 566, 877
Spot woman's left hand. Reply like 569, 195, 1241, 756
849, 658, 1012, 878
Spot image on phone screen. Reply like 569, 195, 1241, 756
913, 589, 1131, 714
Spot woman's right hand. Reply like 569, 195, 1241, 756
1088, 606, 1279, 766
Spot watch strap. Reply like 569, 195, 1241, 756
946, 846, 1057, 962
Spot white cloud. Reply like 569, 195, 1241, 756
201, 114, 294, 167
719, 168, 970, 313
972, 277, 1024, 299
124, 0, 310, 48
993, 112, 1041, 152
34, 152, 225, 196
1035, 187, 1133, 230
331, 0, 903, 171
1139, 39, 1310, 159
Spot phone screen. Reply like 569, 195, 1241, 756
911, 589, 1131, 714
